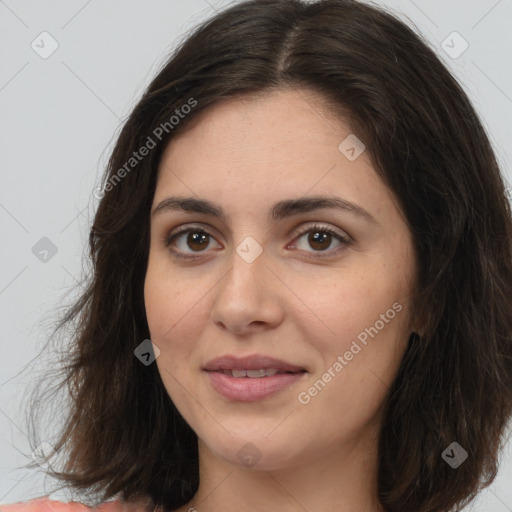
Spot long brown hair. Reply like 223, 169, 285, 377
30, 1, 512, 511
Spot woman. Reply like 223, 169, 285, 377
3, 0, 512, 511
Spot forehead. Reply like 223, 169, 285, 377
153, 88, 396, 223
159, 88, 352, 163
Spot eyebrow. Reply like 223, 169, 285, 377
151, 195, 377, 225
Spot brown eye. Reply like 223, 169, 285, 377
164, 223, 351, 261
185, 232, 210, 252
164, 226, 222, 259
291, 224, 349, 255
307, 231, 333, 251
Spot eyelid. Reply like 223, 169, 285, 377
163, 224, 223, 260
163, 222, 352, 259
290, 222, 351, 243
287, 222, 352, 258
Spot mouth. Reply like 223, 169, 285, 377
214, 368, 305, 378
203, 354, 308, 401
203, 354, 307, 373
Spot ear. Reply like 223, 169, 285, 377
408, 331, 421, 346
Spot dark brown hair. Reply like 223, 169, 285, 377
30, 1, 512, 511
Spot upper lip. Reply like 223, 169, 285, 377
203, 355, 306, 373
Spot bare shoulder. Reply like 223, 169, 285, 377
0, 498, 91, 511
0, 498, 151, 512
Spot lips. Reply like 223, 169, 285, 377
203, 355, 306, 373
203, 355, 307, 401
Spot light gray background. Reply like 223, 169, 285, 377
1, 0, 511, 509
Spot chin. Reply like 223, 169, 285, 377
202, 428, 307, 471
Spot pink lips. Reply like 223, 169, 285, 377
203, 355, 306, 373
203, 354, 307, 402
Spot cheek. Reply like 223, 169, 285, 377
144, 263, 206, 352
144, 268, 207, 401
294, 277, 408, 437
295, 265, 406, 357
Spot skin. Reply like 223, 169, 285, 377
144, 87, 417, 512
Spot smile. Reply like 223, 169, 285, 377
219, 368, 298, 378
205, 369, 307, 401
203, 354, 308, 401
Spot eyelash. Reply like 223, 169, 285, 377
162, 223, 352, 260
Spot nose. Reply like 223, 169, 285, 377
210, 245, 285, 336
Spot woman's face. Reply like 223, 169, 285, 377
144, 88, 416, 470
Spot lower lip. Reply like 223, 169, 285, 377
205, 371, 307, 402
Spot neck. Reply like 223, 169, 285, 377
181, 428, 384, 512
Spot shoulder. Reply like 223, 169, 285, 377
0, 498, 151, 512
